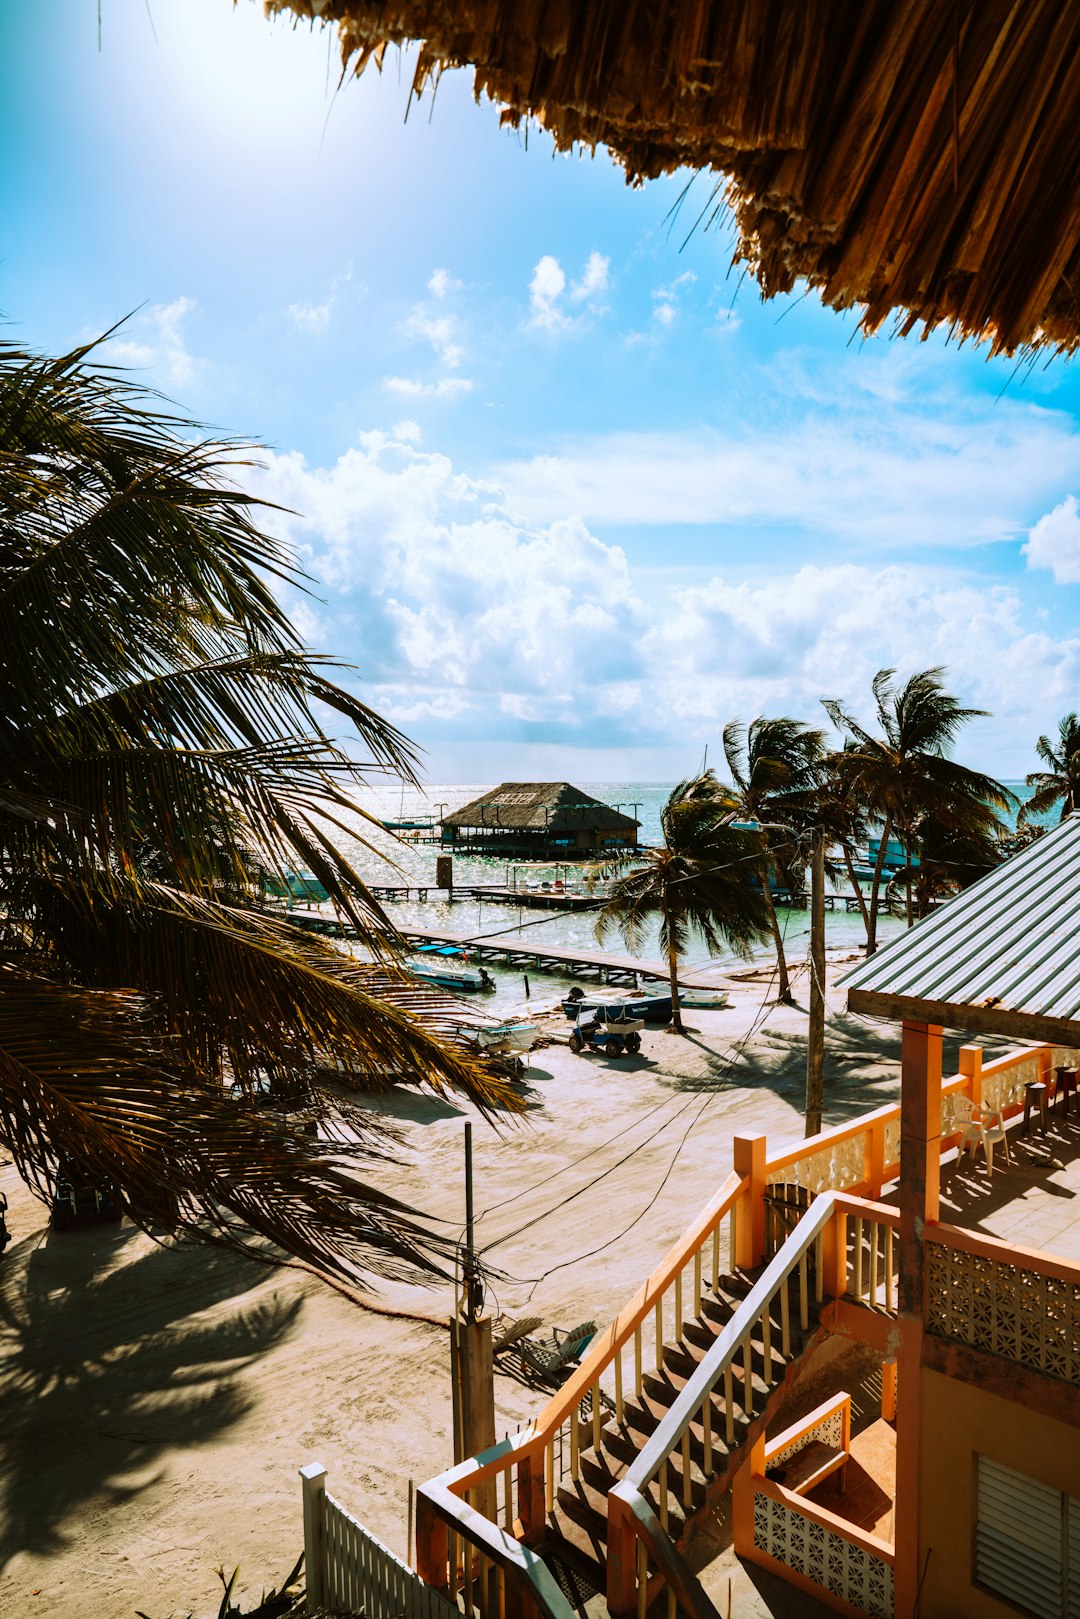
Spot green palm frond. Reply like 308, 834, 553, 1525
0, 335, 516, 1285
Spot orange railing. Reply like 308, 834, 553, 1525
607, 1192, 899, 1619
748, 1040, 1076, 1219
415, 1170, 747, 1618
416, 1039, 1074, 1619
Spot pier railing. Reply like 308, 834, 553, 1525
415, 1171, 746, 1618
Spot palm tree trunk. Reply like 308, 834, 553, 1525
902, 825, 914, 927
759, 868, 793, 1004
667, 932, 684, 1034
866, 813, 893, 957
841, 843, 872, 940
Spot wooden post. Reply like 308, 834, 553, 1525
894, 1020, 942, 1619
733, 1134, 767, 1271
959, 1043, 982, 1109
517, 1450, 546, 1545
731, 1433, 765, 1558
804, 830, 827, 1136
882, 1357, 897, 1423
416, 1490, 450, 1590
606, 1491, 637, 1614
299, 1462, 328, 1615
864, 1116, 886, 1199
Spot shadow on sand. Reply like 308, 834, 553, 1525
0, 1221, 301, 1567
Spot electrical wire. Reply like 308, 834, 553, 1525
484, 954, 784, 1283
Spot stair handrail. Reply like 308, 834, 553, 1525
608, 1190, 899, 1615
415, 1170, 747, 1613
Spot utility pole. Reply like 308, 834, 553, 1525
450, 1124, 495, 1475
805, 828, 826, 1137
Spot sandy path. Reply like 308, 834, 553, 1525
0, 957, 961, 1618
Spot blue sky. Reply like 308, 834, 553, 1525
5, 0, 1080, 782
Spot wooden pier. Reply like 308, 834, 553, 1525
400, 927, 729, 989
369, 882, 601, 912
368, 882, 866, 914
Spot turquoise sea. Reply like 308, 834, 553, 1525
327, 780, 1044, 1014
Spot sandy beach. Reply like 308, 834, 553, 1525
0, 955, 978, 1619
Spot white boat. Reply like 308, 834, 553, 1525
675, 989, 731, 1010
475, 1022, 538, 1054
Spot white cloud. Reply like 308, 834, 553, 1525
1024, 494, 1080, 583
107, 297, 200, 390
528, 251, 610, 332
241, 428, 1080, 768
401, 310, 463, 369
653, 270, 696, 329
287, 264, 354, 335
428, 268, 462, 300
528, 255, 568, 331
496, 399, 1080, 550
384, 376, 474, 399
570, 250, 610, 304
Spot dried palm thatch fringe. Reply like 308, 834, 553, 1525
269, 0, 1080, 355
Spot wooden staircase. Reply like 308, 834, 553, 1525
538, 1266, 821, 1603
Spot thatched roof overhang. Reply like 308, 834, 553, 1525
268, 1, 1080, 356
840, 814, 1080, 1048
442, 781, 639, 833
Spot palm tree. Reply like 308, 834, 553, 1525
824, 669, 1012, 950
0, 335, 510, 1287
1022, 713, 1080, 825
720, 717, 826, 1004
594, 772, 772, 1033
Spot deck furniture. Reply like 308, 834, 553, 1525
1023, 1080, 1048, 1137
1053, 1064, 1077, 1118
518, 1321, 598, 1385
956, 1096, 1012, 1172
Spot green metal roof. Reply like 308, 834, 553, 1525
841, 813, 1080, 1043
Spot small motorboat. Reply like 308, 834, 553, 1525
475, 1022, 538, 1054
408, 957, 496, 993
562, 988, 673, 1025
674, 989, 732, 1010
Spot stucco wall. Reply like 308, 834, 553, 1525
916, 1365, 1080, 1618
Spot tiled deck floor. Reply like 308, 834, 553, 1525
939, 1110, 1080, 1264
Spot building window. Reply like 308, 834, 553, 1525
975, 1454, 1080, 1618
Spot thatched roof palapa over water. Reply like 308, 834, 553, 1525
268, 1, 1080, 356
441, 782, 638, 853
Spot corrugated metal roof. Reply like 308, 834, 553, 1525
840, 813, 1080, 1034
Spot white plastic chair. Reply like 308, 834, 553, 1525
979, 1107, 1011, 1174
954, 1096, 1010, 1174
953, 1096, 983, 1165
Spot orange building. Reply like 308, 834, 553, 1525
408, 815, 1080, 1619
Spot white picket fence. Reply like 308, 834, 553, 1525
301, 1464, 460, 1619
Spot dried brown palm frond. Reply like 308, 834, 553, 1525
271, 1, 1080, 355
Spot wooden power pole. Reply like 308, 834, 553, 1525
805, 829, 826, 1137
450, 1124, 496, 1476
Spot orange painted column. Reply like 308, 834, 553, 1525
733, 1133, 767, 1270
894, 1020, 942, 1619
959, 1043, 982, 1109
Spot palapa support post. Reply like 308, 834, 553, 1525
299, 1462, 328, 1615
894, 1020, 942, 1619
